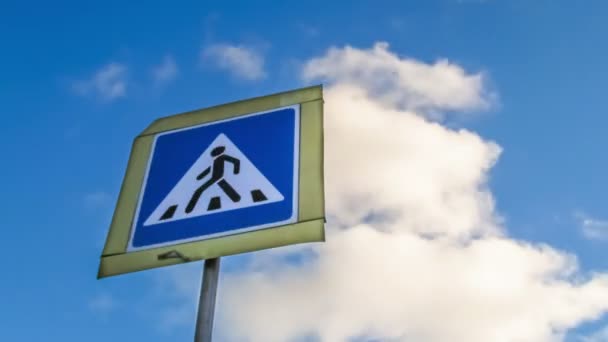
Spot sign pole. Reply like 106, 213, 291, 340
194, 257, 221, 342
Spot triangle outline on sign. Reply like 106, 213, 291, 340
143, 133, 284, 226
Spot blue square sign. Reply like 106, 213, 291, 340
128, 105, 300, 251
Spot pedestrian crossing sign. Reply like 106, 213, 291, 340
132, 106, 300, 250
98, 86, 325, 278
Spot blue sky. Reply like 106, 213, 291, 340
2, 0, 608, 341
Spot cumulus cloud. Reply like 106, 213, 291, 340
72, 63, 127, 101
303, 42, 493, 117
160, 43, 608, 342
576, 212, 608, 241
201, 43, 266, 81
152, 55, 178, 85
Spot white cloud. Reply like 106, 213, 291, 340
152, 55, 178, 85
220, 231, 608, 342
72, 63, 128, 101
201, 43, 266, 81
159, 43, 608, 342
302, 42, 493, 118
317, 84, 501, 238
576, 212, 608, 241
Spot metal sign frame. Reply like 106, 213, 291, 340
98, 85, 325, 278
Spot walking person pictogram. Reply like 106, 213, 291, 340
185, 145, 241, 213
152, 133, 282, 224
159, 145, 241, 221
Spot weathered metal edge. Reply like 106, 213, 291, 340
98, 218, 325, 278
140, 85, 322, 136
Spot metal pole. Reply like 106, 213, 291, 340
194, 258, 221, 342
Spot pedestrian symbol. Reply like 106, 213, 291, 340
144, 133, 284, 226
